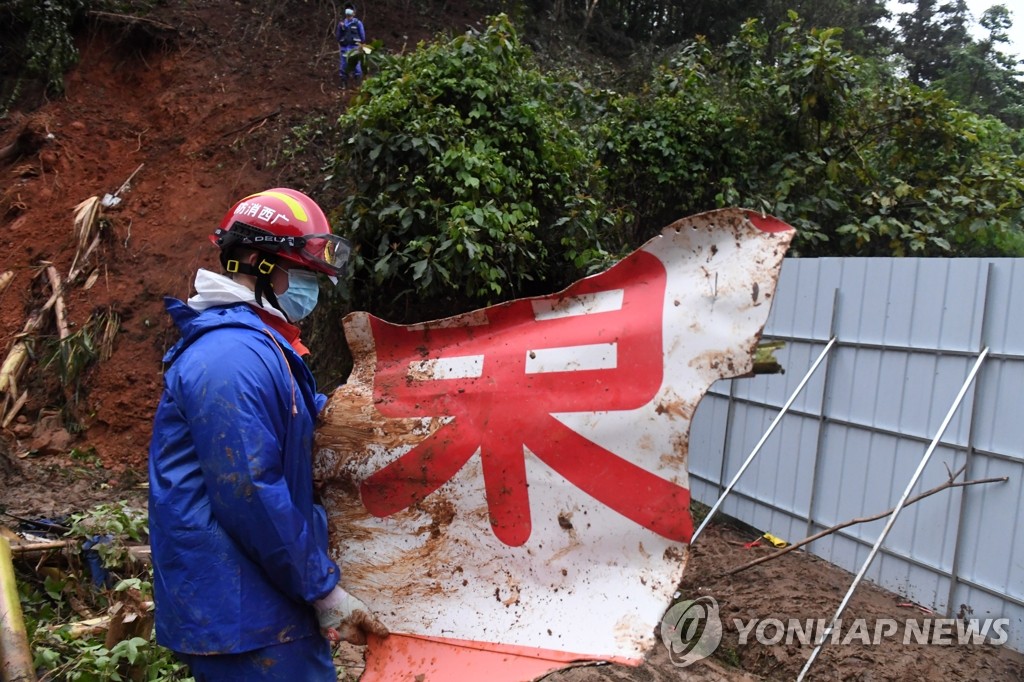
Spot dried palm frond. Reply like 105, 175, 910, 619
69, 196, 104, 282
42, 308, 121, 400
72, 196, 101, 253
1, 390, 28, 429
98, 309, 120, 361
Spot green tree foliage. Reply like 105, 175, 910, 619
0, 0, 84, 112
930, 4, 1024, 127
0, 0, 164, 115
895, 0, 973, 86
891, 1, 1024, 127
537, 0, 1022, 134
594, 15, 1024, 256
327, 14, 613, 322
314, 9, 1022, 335
723, 0, 893, 56
539, 0, 892, 56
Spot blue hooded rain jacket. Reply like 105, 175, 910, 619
148, 299, 339, 654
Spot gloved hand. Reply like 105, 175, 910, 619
313, 585, 390, 645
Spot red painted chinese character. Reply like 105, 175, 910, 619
360, 250, 693, 546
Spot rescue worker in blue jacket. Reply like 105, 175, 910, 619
335, 3, 366, 88
148, 188, 389, 680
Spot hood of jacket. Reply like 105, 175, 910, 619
162, 269, 291, 367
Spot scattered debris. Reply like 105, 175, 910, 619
0, 178, 129, 431
753, 340, 786, 375
897, 601, 935, 615
2, 503, 155, 679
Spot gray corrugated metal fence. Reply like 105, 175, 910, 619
688, 258, 1024, 652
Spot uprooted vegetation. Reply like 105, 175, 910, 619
3, 502, 180, 681
1, 187, 124, 440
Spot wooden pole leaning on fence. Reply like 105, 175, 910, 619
0, 535, 35, 682
723, 463, 1007, 577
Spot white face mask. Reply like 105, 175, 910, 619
277, 268, 320, 322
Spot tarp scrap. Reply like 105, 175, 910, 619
314, 208, 794, 680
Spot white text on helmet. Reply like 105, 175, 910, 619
234, 201, 293, 225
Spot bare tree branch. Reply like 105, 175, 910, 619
723, 464, 1007, 577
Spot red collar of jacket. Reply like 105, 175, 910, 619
252, 306, 311, 357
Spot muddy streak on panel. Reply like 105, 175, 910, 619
335, 497, 465, 602
317, 382, 467, 600
687, 348, 747, 378
314, 356, 471, 604
662, 431, 689, 472
315, 386, 436, 464
653, 391, 697, 422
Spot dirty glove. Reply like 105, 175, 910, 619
313, 585, 390, 645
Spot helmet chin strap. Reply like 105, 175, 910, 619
223, 254, 292, 322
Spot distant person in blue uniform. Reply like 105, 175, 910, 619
336, 3, 366, 89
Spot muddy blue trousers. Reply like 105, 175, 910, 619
176, 635, 335, 681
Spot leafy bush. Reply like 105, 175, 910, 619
591, 38, 743, 243
325, 14, 614, 321
595, 14, 1024, 256
298, 9, 1021, 346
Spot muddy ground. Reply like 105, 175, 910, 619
4, 456, 1023, 680
1, 1, 1023, 679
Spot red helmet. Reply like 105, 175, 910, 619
211, 188, 350, 281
